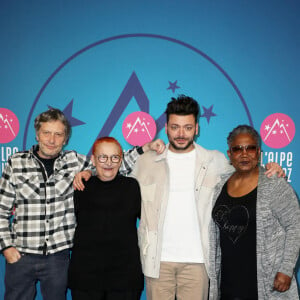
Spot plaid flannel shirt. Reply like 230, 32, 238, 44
0, 145, 140, 255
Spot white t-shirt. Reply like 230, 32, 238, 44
161, 149, 204, 263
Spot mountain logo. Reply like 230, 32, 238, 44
260, 113, 295, 148
0, 108, 20, 143
122, 111, 156, 146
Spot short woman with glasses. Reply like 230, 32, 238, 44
68, 137, 144, 300
209, 125, 300, 300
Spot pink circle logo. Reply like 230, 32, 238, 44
0, 108, 20, 143
122, 111, 157, 146
260, 113, 295, 148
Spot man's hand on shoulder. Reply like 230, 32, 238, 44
264, 162, 285, 178
73, 170, 92, 191
142, 139, 165, 154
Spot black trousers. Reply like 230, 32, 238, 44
71, 289, 142, 300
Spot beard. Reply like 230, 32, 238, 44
168, 136, 194, 151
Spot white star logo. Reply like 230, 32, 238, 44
265, 124, 270, 131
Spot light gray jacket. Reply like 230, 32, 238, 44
209, 167, 300, 299
132, 143, 232, 278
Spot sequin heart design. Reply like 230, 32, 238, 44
213, 205, 249, 244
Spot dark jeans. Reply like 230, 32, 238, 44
71, 289, 142, 300
4, 249, 70, 300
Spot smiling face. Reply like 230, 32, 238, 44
91, 141, 122, 182
166, 114, 198, 153
36, 120, 67, 159
227, 133, 260, 174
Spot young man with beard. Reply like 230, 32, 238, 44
131, 95, 283, 300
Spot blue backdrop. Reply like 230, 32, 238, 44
1, 1, 299, 298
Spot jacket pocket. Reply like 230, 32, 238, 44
16, 175, 41, 201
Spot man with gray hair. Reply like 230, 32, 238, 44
0, 108, 163, 300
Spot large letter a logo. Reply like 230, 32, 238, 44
88, 71, 166, 156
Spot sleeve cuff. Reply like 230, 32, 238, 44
136, 146, 144, 155
1, 245, 12, 253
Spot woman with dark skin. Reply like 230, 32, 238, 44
209, 125, 300, 300
68, 137, 144, 300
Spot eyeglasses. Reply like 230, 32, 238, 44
97, 154, 121, 163
230, 145, 258, 155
